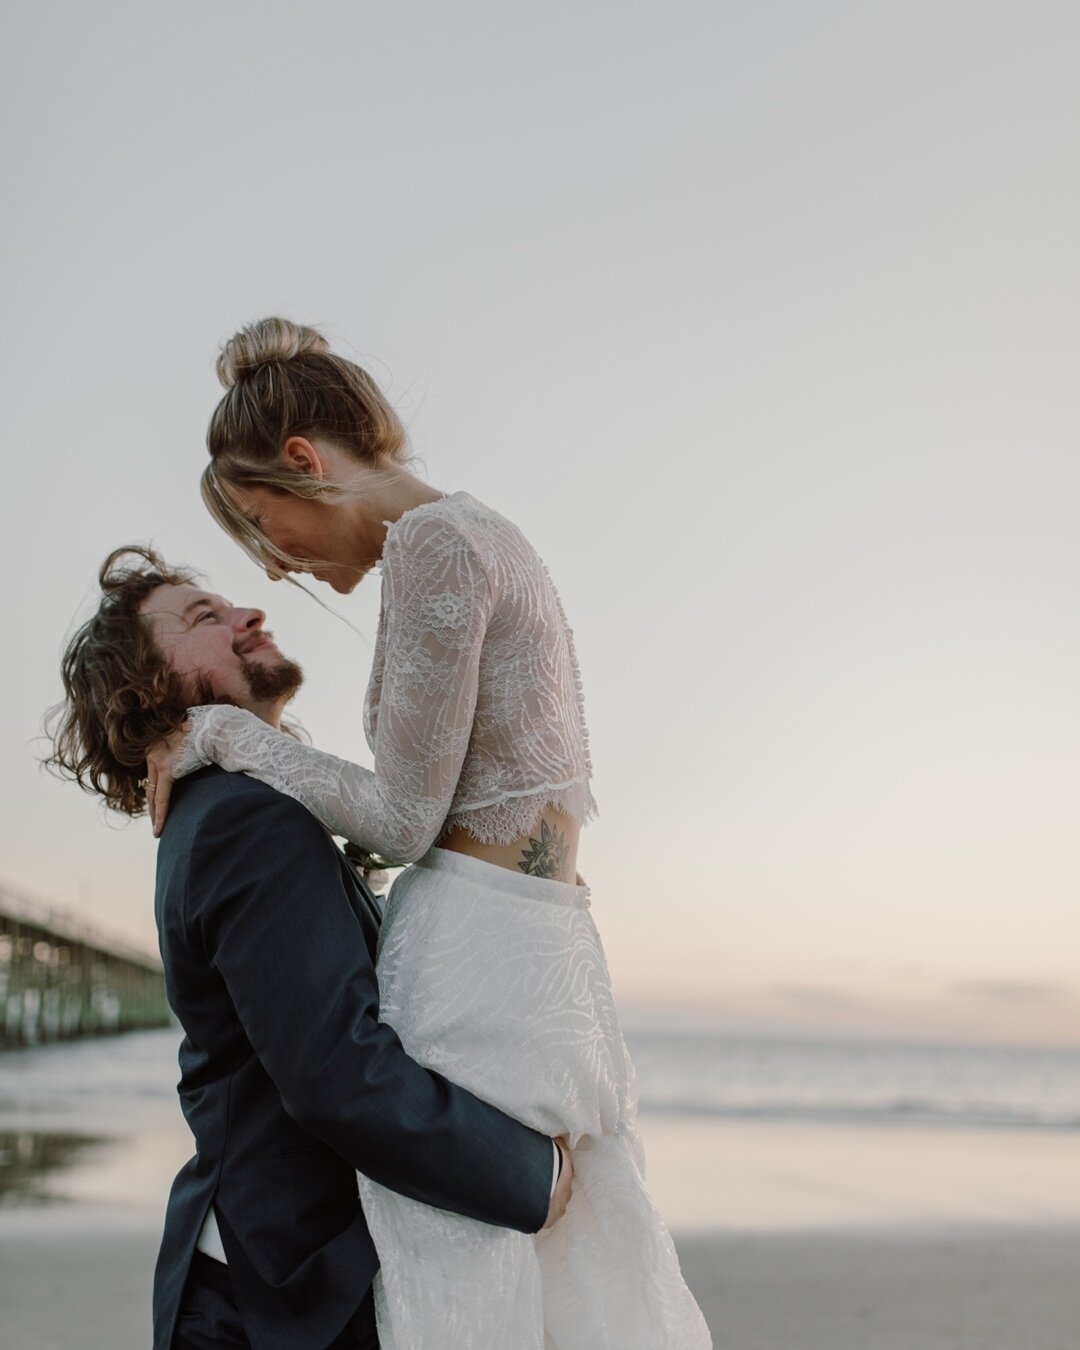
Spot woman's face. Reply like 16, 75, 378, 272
226, 482, 377, 593
221, 437, 388, 592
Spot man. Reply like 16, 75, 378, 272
47, 546, 571, 1350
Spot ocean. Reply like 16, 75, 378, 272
627, 1028, 1080, 1131
4, 1025, 1079, 1134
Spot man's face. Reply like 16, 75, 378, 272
139, 582, 302, 725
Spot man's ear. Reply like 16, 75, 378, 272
281, 436, 326, 479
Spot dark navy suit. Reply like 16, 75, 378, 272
152, 766, 553, 1350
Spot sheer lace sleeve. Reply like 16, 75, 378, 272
176, 510, 494, 863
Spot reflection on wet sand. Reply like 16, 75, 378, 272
0, 1130, 108, 1206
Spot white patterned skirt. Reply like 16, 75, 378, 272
356, 846, 712, 1350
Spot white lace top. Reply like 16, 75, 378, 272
177, 492, 597, 863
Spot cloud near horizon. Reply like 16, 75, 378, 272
771, 984, 860, 1012
952, 980, 1067, 1005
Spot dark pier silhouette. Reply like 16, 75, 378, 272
0, 882, 169, 1049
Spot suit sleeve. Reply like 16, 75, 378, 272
185, 785, 552, 1234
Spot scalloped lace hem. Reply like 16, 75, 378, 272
440, 781, 598, 847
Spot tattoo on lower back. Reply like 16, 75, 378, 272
518, 819, 568, 879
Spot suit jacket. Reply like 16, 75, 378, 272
152, 765, 553, 1350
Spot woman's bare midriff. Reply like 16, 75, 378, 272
440, 807, 581, 885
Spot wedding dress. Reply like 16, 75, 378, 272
178, 492, 712, 1349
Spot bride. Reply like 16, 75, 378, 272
150, 317, 711, 1350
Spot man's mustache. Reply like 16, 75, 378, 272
234, 631, 275, 658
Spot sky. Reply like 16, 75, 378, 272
1, 1, 1077, 1044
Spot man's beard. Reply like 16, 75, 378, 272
191, 652, 304, 709
239, 651, 304, 703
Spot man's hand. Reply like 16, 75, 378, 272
541, 1137, 573, 1230
143, 721, 191, 837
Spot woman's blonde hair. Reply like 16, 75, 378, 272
203, 317, 407, 575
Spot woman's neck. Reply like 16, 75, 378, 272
371, 471, 445, 525
346, 468, 446, 562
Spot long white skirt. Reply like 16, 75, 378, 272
356, 847, 712, 1350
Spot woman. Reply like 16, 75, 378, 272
153, 318, 711, 1349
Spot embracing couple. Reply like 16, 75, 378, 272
48, 318, 711, 1350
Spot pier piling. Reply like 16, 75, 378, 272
0, 882, 169, 1049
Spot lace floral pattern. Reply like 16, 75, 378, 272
176, 493, 597, 861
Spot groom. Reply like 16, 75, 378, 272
48, 546, 570, 1350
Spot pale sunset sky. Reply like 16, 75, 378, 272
1, 2, 1077, 1044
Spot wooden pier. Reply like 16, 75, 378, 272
0, 882, 170, 1049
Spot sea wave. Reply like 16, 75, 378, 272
627, 1030, 1080, 1134
637, 1095, 1080, 1131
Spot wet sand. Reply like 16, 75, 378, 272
680, 1225, 1080, 1350
0, 1205, 161, 1350
2, 1205, 1079, 1348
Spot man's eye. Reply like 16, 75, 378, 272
196, 611, 216, 623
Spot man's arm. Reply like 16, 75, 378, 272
185, 784, 554, 1233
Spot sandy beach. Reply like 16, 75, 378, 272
2, 1205, 1078, 1349
683, 1224, 1080, 1350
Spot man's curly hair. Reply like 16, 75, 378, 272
45, 546, 203, 817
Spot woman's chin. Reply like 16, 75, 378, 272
326, 571, 362, 594
309, 561, 371, 594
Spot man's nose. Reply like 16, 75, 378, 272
234, 607, 265, 633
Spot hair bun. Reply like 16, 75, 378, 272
216, 317, 331, 389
